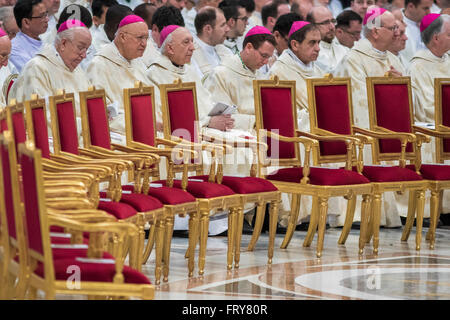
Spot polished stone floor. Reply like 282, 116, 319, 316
140, 225, 450, 300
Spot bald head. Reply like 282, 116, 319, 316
114, 20, 148, 60
364, 10, 399, 51
307, 5, 335, 43
162, 26, 195, 66
55, 27, 91, 71
0, 34, 11, 68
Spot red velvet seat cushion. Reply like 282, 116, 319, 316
50, 234, 89, 245
100, 192, 163, 212
97, 200, 138, 220
267, 167, 370, 185
188, 175, 279, 193
50, 226, 65, 233
406, 164, 450, 181
52, 247, 115, 260
361, 165, 423, 182
153, 179, 235, 198
121, 185, 196, 205
34, 258, 151, 284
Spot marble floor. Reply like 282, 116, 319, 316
140, 225, 450, 300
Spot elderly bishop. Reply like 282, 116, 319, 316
87, 15, 150, 140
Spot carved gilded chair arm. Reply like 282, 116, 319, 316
413, 125, 450, 138
78, 148, 134, 169
47, 208, 117, 222
353, 126, 415, 142
111, 143, 161, 165
264, 130, 318, 148
42, 159, 107, 180
50, 153, 122, 174
48, 215, 138, 238
201, 133, 268, 153
45, 197, 95, 210
46, 156, 113, 177
44, 188, 88, 199
299, 130, 357, 170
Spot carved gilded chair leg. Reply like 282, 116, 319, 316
163, 214, 175, 282
187, 211, 199, 277
227, 208, 236, 271
371, 193, 382, 255
401, 190, 417, 242
154, 218, 165, 285
281, 194, 301, 249
142, 225, 155, 264
415, 189, 426, 251
303, 196, 319, 247
359, 194, 371, 254
27, 286, 37, 300
247, 204, 266, 251
338, 195, 357, 245
316, 197, 329, 258
198, 210, 210, 276
234, 207, 244, 269
267, 200, 279, 264
428, 189, 439, 249
185, 213, 194, 259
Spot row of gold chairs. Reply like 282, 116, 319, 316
252, 75, 450, 258
1, 74, 448, 299
0, 79, 283, 299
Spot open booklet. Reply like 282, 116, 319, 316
208, 102, 238, 117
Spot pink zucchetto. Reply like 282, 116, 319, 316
420, 13, 440, 33
0, 27, 6, 37
363, 7, 387, 26
159, 25, 181, 46
118, 15, 145, 29
288, 21, 310, 37
245, 26, 271, 38
57, 19, 87, 33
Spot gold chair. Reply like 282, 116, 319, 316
15, 138, 154, 299
406, 77, 450, 248
360, 75, 429, 251
253, 76, 373, 258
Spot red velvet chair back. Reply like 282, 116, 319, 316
367, 78, 414, 158
0, 133, 18, 240
260, 87, 297, 160
19, 144, 45, 256
310, 82, 353, 158
440, 83, 450, 153
54, 100, 80, 155
79, 88, 111, 150
129, 94, 156, 147
165, 89, 199, 144
25, 99, 51, 159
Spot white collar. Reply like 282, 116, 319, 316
286, 48, 314, 71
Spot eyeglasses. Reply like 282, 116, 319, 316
381, 24, 399, 32
29, 11, 49, 19
316, 18, 337, 26
234, 16, 249, 22
124, 32, 149, 43
256, 49, 271, 60
341, 28, 361, 38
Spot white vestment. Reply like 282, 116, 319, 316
316, 38, 349, 74
9, 44, 91, 144
408, 48, 450, 123
191, 38, 223, 81
204, 54, 265, 131
87, 42, 149, 140
141, 32, 160, 68
399, 11, 426, 70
